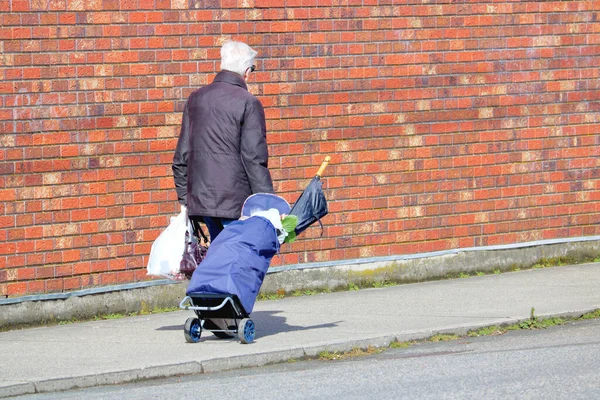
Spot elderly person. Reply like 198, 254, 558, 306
172, 40, 274, 242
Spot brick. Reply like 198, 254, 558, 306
7, 282, 27, 296
0, 2, 598, 296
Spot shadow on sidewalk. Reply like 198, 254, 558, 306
156, 310, 341, 339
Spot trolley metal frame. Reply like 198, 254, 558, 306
179, 292, 255, 344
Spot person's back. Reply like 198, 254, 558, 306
173, 41, 274, 241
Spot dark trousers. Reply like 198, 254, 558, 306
190, 216, 235, 242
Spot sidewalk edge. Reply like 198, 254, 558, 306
2, 307, 597, 398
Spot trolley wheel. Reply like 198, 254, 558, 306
238, 318, 255, 344
184, 317, 202, 343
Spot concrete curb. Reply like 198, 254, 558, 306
0, 283, 187, 330
2, 308, 597, 398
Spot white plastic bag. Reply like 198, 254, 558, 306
147, 205, 188, 280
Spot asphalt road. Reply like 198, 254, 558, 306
16, 319, 600, 399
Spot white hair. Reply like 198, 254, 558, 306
220, 41, 257, 77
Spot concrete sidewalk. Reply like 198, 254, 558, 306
1, 263, 599, 398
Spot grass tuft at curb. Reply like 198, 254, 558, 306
308, 308, 600, 362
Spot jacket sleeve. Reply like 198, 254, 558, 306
172, 99, 190, 205
240, 98, 274, 194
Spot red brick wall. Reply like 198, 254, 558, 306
1, 1, 599, 297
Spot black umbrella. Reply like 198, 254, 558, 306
289, 156, 331, 235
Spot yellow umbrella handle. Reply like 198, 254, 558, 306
315, 156, 331, 177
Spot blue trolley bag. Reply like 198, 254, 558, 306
186, 216, 279, 314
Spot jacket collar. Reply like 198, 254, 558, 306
214, 70, 248, 91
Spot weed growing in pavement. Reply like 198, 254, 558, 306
390, 341, 416, 349
319, 307, 590, 362
317, 346, 382, 361
58, 318, 78, 325
316, 351, 338, 360
467, 325, 505, 337
257, 288, 286, 301
468, 307, 581, 337
371, 280, 390, 288
581, 309, 600, 319
429, 333, 460, 342
292, 290, 319, 297
381, 308, 600, 358
257, 293, 284, 300
97, 313, 124, 320
347, 282, 360, 291
505, 307, 565, 330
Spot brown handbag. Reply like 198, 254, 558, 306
179, 221, 209, 280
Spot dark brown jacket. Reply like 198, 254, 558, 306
172, 71, 274, 219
